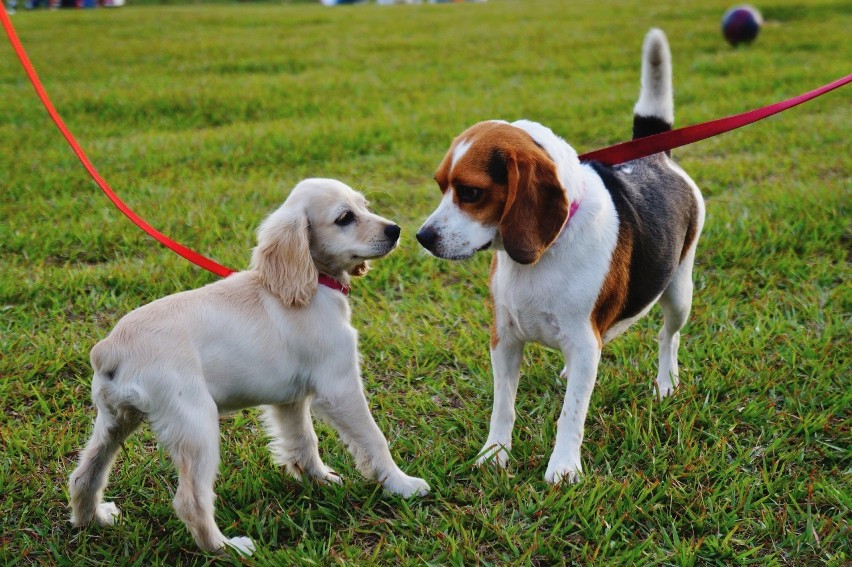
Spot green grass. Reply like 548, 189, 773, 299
1, 0, 849, 564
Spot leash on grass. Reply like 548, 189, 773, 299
2, 11, 849, 278
1, 9, 236, 277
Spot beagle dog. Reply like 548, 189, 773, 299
69, 179, 429, 556
416, 29, 705, 484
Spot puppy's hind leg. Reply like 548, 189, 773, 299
262, 399, 341, 484
656, 251, 696, 398
69, 402, 142, 527
150, 392, 255, 556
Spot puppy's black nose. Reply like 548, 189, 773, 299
415, 226, 437, 250
385, 224, 401, 242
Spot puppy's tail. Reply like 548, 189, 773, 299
633, 28, 674, 142
90, 338, 147, 414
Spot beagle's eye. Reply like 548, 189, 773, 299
456, 185, 483, 203
335, 211, 355, 226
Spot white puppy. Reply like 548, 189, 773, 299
69, 178, 429, 556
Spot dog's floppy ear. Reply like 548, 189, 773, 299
251, 208, 317, 307
499, 149, 570, 265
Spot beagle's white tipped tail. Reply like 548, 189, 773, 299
633, 28, 674, 140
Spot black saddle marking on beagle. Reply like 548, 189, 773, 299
589, 156, 699, 321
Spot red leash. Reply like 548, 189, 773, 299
3, 10, 848, 278
1, 9, 236, 277
579, 74, 851, 165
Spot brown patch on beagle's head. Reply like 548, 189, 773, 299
434, 122, 512, 229
434, 121, 570, 265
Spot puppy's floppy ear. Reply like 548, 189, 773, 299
499, 149, 570, 265
349, 261, 370, 277
251, 209, 317, 307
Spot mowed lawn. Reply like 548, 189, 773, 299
1, 0, 849, 564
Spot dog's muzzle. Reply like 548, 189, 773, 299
385, 224, 401, 243
415, 226, 438, 253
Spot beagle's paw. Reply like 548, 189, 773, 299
475, 442, 510, 469
544, 461, 582, 485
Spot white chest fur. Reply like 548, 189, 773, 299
490, 174, 620, 350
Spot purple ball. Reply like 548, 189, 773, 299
722, 5, 762, 46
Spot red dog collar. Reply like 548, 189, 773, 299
318, 274, 350, 296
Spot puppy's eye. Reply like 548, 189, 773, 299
335, 211, 355, 226
456, 185, 483, 203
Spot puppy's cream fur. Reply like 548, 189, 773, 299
69, 178, 428, 556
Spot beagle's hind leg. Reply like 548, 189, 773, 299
656, 251, 696, 398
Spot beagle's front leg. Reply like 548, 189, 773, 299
545, 331, 601, 484
476, 332, 524, 468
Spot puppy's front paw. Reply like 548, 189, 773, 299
224, 536, 256, 556
317, 467, 343, 485
94, 502, 121, 526
475, 442, 510, 468
544, 461, 582, 485
383, 473, 430, 498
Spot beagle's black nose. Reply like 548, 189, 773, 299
415, 226, 437, 250
385, 224, 401, 242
